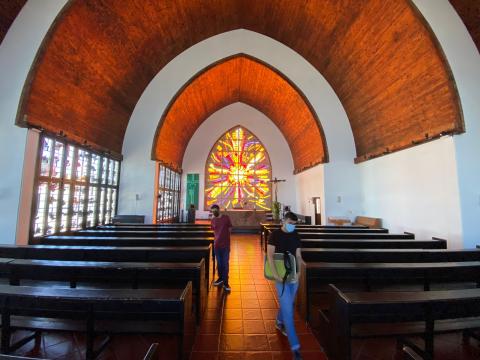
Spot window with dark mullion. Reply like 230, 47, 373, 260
32, 134, 121, 238
156, 164, 181, 223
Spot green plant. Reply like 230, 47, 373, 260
272, 201, 281, 221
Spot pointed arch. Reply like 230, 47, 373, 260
153, 54, 328, 174
205, 125, 272, 211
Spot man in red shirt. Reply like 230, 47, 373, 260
210, 204, 232, 292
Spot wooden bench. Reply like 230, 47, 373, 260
41, 236, 214, 248
38, 238, 216, 278
100, 223, 209, 228
300, 239, 445, 249
0, 355, 48, 360
297, 259, 480, 321
262, 229, 406, 252
143, 343, 159, 360
0, 245, 213, 284
298, 232, 414, 240
0, 283, 195, 360
6, 258, 207, 323
325, 285, 480, 359
97, 225, 211, 231
353, 216, 382, 228
112, 215, 145, 224
260, 224, 370, 248
300, 246, 479, 263
70, 230, 214, 238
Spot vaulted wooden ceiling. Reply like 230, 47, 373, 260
154, 55, 327, 173
15, 0, 464, 168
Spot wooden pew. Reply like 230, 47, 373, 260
298, 259, 480, 321
0, 356, 48, 360
326, 285, 480, 360
260, 223, 369, 247
143, 343, 159, 360
42, 236, 213, 248
263, 230, 412, 251
300, 238, 445, 249
0, 245, 212, 284
102, 223, 209, 227
301, 247, 480, 263
298, 232, 413, 240
0, 283, 195, 360
97, 225, 211, 231
6, 259, 207, 323
70, 230, 213, 238
38, 238, 216, 277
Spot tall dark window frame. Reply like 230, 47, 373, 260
31, 133, 121, 238
155, 163, 181, 223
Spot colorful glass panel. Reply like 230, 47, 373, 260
51, 141, 64, 179
205, 127, 271, 210
59, 184, 71, 232
40, 138, 53, 177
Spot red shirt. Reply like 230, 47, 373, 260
211, 215, 232, 249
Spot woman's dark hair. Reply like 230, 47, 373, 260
211, 204, 220, 210
284, 211, 298, 221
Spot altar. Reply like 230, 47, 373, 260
223, 210, 268, 229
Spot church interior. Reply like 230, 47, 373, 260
0, 1, 479, 359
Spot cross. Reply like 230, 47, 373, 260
269, 177, 286, 203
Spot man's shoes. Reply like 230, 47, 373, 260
275, 321, 287, 336
213, 279, 224, 286
223, 284, 231, 293
293, 350, 303, 360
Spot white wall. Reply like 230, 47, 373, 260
294, 165, 325, 224
16, 129, 40, 245
181, 103, 296, 214
411, 0, 480, 248
358, 137, 463, 248
119, 29, 355, 223
0, 0, 68, 244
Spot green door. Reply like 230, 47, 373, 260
186, 173, 199, 210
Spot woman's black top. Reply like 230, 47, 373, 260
267, 228, 301, 255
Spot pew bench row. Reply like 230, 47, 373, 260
0, 284, 195, 360
323, 285, 480, 360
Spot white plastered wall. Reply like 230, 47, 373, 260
181, 103, 295, 215
358, 137, 463, 248
0, 0, 68, 244
410, 0, 480, 248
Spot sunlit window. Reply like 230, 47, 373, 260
205, 126, 271, 210
156, 164, 181, 223
32, 134, 120, 237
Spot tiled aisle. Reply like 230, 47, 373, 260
190, 234, 326, 360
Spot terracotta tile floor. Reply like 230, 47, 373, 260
7, 234, 480, 359
190, 235, 326, 360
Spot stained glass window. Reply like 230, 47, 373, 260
155, 164, 181, 223
32, 134, 121, 238
205, 126, 272, 210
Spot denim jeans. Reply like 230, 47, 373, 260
215, 247, 230, 285
275, 281, 300, 351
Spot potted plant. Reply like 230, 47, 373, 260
272, 201, 281, 222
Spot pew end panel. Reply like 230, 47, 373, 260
296, 258, 308, 321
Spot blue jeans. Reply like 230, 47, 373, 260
215, 247, 230, 285
275, 282, 300, 351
